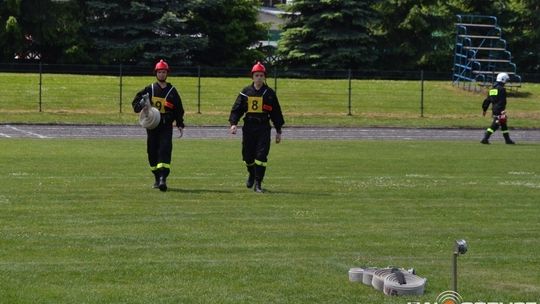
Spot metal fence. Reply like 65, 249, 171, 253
1, 63, 537, 118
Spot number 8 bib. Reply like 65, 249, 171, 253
247, 96, 263, 113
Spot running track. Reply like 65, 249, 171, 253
1, 124, 540, 142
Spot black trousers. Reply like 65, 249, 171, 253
242, 124, 271, 164
146, 121, 173, 177
487, 116, 509, 134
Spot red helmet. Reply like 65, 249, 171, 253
154, 59, 169, 72
251, 61, 266, 75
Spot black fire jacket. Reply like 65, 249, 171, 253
229, 83, 284, 133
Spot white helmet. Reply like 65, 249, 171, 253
496, 72, 510, 83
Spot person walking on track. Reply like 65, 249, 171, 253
132, 59, 185, 191
480, 72, 515, 145
229, 61, 285, 193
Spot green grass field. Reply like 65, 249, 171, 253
1, 73, 540, 128
1, 139, 539, 303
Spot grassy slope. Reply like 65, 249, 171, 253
1, 73, 539, 128
1, 139, 539, 303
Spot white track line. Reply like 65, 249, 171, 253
0, 133, 11, 138
6, 125, 50, 139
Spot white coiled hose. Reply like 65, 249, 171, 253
383, 272, 427, 296
348, 267, 426, 296
361, 267, 378, 286
371, 268, 394, 291
138, 93, 160, 130
348, 268, 364, 282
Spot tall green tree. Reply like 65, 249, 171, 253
188, 0, 266, 67
0, 0, 24, 62
371, 0, 465, 71
277, 0, 378, 70
23, 0, 88, 63
1, 0, 85, 63
370, 0, 539, 72
504, 0, 540, 72
83, 0, 206, 65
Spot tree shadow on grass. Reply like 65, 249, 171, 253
261, 189, 332, 196
166, 188, 234, 194
163, 187, 333, 196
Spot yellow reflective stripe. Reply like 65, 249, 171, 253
157, 163, 170, 169
254, 159, 267, 167
244, 161, 255, 167
487, 128, 494, 133
150, 166, 158, 171
489, 89, 498, 96
502, 130, 510, 134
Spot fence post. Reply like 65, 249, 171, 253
274, 67, 277, 93
348, 69, 352, 116
39, 62, 42, 112
197, 66, 201, 114
119, 64, 123, 113
420, 70, 424, 117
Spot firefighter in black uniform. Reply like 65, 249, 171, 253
132, 59, 185, 191
481, 72, 515, 145
229, 62, 285, 193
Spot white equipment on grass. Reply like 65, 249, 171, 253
138, 93, 160, 130
348, 266, 426, 296
383, 271, 427, 296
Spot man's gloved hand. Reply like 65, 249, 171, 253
134, 97, 146, 113
177, 127, 184, 138
275, 132, 281, 143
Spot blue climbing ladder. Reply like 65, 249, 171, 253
453, 15, 521, 90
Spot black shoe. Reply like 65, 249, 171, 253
254, 180, 263, 193
152, 173, 160, 188
505, 140, 516, 145
158, 176, 167, 192
246, 174, 255, 188
480, 139, 490, 144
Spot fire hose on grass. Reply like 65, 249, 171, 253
349, 266, 426, 296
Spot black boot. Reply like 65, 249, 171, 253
158, 170, 168, 192
152, 171, 160, 189
158, 176, 167, 192
254, 180, 263, 193
480, 131, 491, 144
246, 165, 255, 188
253, 164, 266, 193
503, 133, 515, 145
